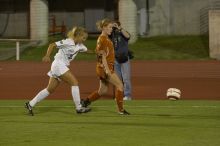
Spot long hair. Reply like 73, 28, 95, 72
96, 18, 112, 31
67, 26, 88, 39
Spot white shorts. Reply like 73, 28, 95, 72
47, 61, 69, 80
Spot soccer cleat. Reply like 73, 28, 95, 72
76, 107, 91, 114
25, 102, 34, 116
118, 109, 130, 115
80, 98, 91, 108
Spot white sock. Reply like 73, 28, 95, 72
71, 86, 82, 109
29, 89, 50, 107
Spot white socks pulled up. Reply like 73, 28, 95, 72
29, 89, 50, 107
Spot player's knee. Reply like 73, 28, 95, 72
69, 80, 78, 86
73, 81, 78, 86
98, 88, 108, 96
117, 83, 123, 91
47, 88, 55, 94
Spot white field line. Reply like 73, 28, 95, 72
0, 105, 218, 108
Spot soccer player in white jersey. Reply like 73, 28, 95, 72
25, 27, 91, 116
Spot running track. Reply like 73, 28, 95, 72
0, 61, 220, 100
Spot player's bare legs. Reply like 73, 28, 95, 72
107, 73, 129, 114
82, 80, 108, 107
98, 80, 109, 96
46, 77, 60, 93
25, 77, 59, 116
81, 79, 109, 107
59, 70, 78, 86
82, 73, 130, 115
60, 70, 91, 113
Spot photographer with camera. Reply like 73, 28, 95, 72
110, 21, 133, 100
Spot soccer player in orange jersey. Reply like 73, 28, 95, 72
81, 18, 130, 115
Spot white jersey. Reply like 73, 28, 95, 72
54, 38, 87, 66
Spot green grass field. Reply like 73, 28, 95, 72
4, 35, 211, 61
0, 100, 220, 146
0, 42, 29, 50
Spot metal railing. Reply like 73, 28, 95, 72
0, 39, 40, 61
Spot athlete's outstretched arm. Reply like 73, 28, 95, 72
85, 49, 95, 54
42, 43, 57, 62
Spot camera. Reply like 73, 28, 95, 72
112, 26, 119, 32
112, 26, 120, 37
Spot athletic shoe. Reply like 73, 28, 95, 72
76, 107, 91, 114
25, 102, 34, 116
123, 96, 132, 101
118, 109, 130, 115
80, 98, 91, 108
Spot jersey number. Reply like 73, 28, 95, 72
67, 54, 74, 59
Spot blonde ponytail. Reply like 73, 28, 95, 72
67, 26, 88, 39
96, 18, 112, 31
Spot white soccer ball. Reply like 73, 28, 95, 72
166, 88, 181, 100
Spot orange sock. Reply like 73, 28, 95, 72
115, 90, 124, 112
88, 90, 101, 102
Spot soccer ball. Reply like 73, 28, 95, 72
166, 88, 181, 100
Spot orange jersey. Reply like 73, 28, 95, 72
95, 35, 115, 79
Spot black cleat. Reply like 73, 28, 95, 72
25, 102, 34, 116
118, 109, 130, 115
80, 98, 91, 108
76, 107, 91, 114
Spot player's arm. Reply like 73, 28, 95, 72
42, 42, 56, 62
78, 43, 94, 54
84, 49, 95, 54
96, 37, 110, 75
99, 50, 111, 76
